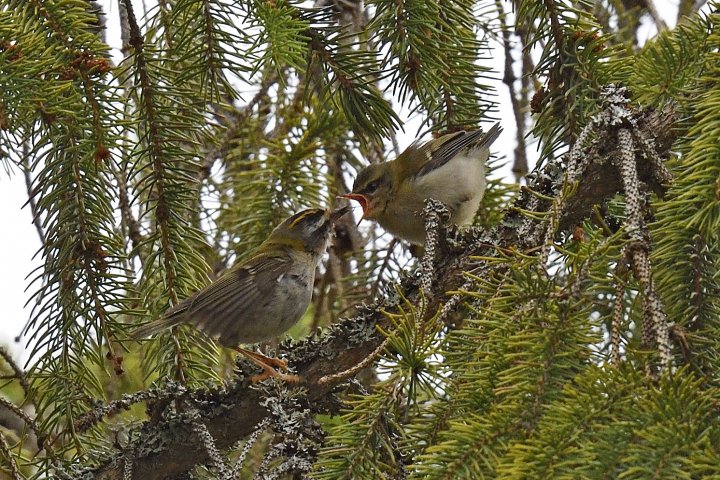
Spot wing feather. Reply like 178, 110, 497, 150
415, 123, 502, 178
132, 253, 293, 344
184, 253, 292, 341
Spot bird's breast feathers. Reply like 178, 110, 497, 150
412, 152, 487, 203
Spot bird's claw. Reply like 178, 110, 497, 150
235, 346, 297, 382
250, 368, 300, 383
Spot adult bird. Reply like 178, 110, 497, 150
132, 207, 350, 382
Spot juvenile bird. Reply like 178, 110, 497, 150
343, 123, 502, 245
132, 207, 349, 382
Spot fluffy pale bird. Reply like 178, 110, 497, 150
343, 123, 502, 245
132, 207, 349, 382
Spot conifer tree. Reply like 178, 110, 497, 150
0, 0, 718, 478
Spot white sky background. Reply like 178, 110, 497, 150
0, 0, 685, 362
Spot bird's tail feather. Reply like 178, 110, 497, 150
430, 123, 503, 170
476, 122, 502, 149
130, 316, 183, 340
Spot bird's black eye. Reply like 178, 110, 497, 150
364, 180, 380, 194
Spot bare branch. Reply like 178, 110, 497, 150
496, 0, 529, 180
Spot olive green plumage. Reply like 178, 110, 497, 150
344, 123, 502, 245
132, 207, 349, 347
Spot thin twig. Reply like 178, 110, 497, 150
690, 0, 708, 15
317, 337, 389, 386
116, 0, 145, 266
203, 69, 279, 181
310, 268, 330, 332
227, 418, 270, 479
190, 417, 227, 476
21, 145, 45, 245
118, 0, 131, 53
0, 430, 22, 480
122, 448, 134, 480
0, 396, 41, 442
644, 0, 668, 31
370, 239, 398, 299
0, 347, 29, 395
116, 165, 145, 264
85, 0, 107, 42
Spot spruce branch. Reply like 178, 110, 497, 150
121, 0, 180, 309
4, 0, 131, 455
0, 347, 29, 395
120, 0, 220, 384
0, 430, 22, 480
74, 91, 680, 480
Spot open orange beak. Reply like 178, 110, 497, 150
340, 193, 369, 218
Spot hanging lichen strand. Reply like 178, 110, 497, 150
567, 84, 674, 373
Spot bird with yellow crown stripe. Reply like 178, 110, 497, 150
132, 207, 350, 382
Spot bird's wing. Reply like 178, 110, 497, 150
131, 314, 184, 340
130, 253, 292, 341
182, 252, 293, 340
414, 123, 502, 178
